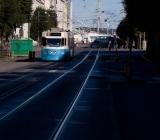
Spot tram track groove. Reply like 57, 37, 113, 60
0, 62, 56, 89
0, 50, 92, 121
50, 49, 100, 140
0, 63, 59, 103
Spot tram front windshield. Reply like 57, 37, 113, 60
42, 37, 66, 47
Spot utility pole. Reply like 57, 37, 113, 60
139, 32, 142, 49
63, 0, 72, 31
67, 0, 72, 32
142, 32, 147, 50
69, 0, 73, 31
96, 0, 101, 33
50, 0, 53, 9
28, 15, 30, 40
37, 11, 40, 47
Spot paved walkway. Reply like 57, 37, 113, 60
0, 49, 160, 140
106, 51, 160, 140
0, 46, 85, 72
0, 56, 38, 72
0, 47, 41, 72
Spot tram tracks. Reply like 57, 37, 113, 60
0, 61, 55, 88
0, 49, 101, 140
0, 62, 58, 102
0, 50, 92, 121
0, 51, 89, 102
50, 49, 100, 140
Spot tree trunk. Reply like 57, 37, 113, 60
146, 31, 160, 66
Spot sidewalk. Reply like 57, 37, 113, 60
0, 56, 38, 72
0, 46, 84, 73
109, 51, 160, 140
0, 47, 43, 73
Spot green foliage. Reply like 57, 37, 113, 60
122, 0, 160, 62
19, 0, 32, 23
123, 0, 160, 31
0, 0, 4, 35
30, 8, 48, 41
30, 7, 57, 41
117, 17, 140, 38
0, 0, 57, 47
0, 0, 32, 37
117, 17, 131, 39
47, 9, 57, 29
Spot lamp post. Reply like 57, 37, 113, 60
139, 32, 142, 49
124, 36, 133, 80
27, 15, 31, 40
142, 32, 147, 50
104, 19, 110, 34
37, 10, 40, 47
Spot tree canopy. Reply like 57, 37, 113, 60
0, 0, 57, 47
123, 0, 160, 31
30, 7, 57, 41
119, 0, 160, 63
0, 0, 32, 37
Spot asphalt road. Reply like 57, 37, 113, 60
0, 47, 160, 140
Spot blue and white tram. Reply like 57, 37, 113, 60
41, 29, 74, 61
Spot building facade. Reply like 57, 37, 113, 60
32, 0, 45, 11
18, 0, 71, 39
55, 0, 70, 30
34, 0, 71, 30
18, 0, 46, 39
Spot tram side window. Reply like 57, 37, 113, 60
61, 38, 66, 46
42, 37, 47, 46
61, 38, 64, 45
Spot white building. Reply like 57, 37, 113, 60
33, 0, 71, 30
18, 0, 46, 39
55, 0, 70, 30
18, 0, 71, 39
32, 0, 45, 11
41, 0, 71, 30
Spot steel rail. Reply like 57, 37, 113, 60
50, 49, 100, 140
0, 50, 92, 121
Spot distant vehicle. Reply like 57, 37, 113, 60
90, 35, 116, 48
106, 36, 115, 49
90, 39, 100, 48
41, 28, 74, 61
87, 32, 108, 43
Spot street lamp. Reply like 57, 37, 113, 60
104, 18, 109, 34
36, 10, 54, 47
37, 10, 40, 47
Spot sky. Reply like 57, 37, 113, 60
72, 0, 124, 29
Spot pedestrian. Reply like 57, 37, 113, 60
124, 40, 128, 49
108, 40, 112, 51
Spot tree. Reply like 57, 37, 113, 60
0, 0, 5, 36
0, 0, 19, 48
116, 17, 133, 40
122, 0, 160, 63
47, 9, 57, 29
30, 7, 57, 41
0, 0, 32, 40
117, 17, 140, 49
19, 0, 32, 23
